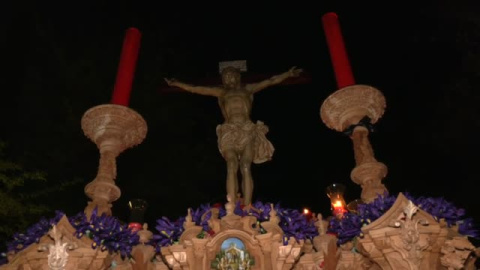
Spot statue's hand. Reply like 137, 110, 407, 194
164, 78, 177, 86
288, 66, 303, 77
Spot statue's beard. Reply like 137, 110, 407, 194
224, 82, 238, 89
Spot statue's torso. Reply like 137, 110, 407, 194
220, 88, 253, 124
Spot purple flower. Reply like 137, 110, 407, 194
152, 216, 185, 251
328, 213, 363, 244
328, 193, 479, 245
2, 209, 137, 263
234, 201, 244, 216
151, 201, 318, 248
457, 218, 479, 238
69, 209, 139, 258
239, 201, 271, 221
190, 204, 211, 225
5, 210, 64, 254
357, 193, 396, 222
405, 193, 467, 226
274, 203, 318, 242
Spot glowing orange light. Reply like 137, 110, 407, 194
303, 208, 310, 215
333, 200, 343, 208
326, 183, 347, 218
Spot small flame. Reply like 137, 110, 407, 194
333, 200, 343, 208
303, 208, 310, 215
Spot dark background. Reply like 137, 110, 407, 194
1, 1, 479, 232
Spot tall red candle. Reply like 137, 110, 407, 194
322, 12, 355, 89
111, 27, 142, 106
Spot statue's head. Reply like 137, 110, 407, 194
221, 66, 241, 88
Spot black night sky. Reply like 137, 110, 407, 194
1, 1, 480, 232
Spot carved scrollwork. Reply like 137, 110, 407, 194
440, 236, 476, 270
388, 200, 430, 269
37, 225, 77, 270
320, 85, 386, 132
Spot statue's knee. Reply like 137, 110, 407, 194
226, 159, 238, 169
240, 162, 251, 172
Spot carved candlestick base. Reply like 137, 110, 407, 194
81, 104, 147, 217
320, 85, 388, 202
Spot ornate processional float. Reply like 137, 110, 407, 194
1, 13, 478, 270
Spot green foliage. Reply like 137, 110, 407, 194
0, 141, 81, 251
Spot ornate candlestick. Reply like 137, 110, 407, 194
321, 12, 388, 203
321, 84, 388, 203
81, 104, 147, 218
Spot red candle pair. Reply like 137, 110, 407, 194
110, 14, 349, 105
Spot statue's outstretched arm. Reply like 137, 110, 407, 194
164, 78, 223, 97
246, 66, 303, 93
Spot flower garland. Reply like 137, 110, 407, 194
1, 208, 139, 266
5, 211, 65, 255
1, 201, 318, 265
152, 201, 318, 250
2, 195, 476, 266
69, 209, 139, 257
328, 193, 479, 245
